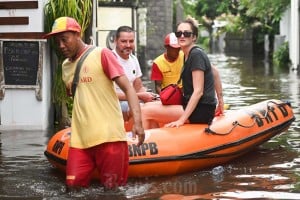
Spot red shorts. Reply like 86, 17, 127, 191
66, 141, 129, 189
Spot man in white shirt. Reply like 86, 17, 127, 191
113, 26, 156, 121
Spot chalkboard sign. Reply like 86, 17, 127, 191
3, 41, 39, 85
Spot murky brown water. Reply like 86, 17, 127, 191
1, 53, 300, 199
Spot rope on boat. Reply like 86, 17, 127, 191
204, 100, 289, 136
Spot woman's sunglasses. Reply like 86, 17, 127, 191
175, 31, 193, 38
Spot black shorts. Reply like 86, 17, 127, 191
183, 103, 216, 125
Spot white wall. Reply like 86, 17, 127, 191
0, 0, 53, 130
280, 7, 290, 42
289, 0, 300, 70
0, 2, 44, 32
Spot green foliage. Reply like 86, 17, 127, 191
273, 42, 291, 68
180, 0, 196, 17
179, 0, 290, 38
44, 0, 92, 36
198, 35, 210, 51
220, 14, 246, 34
194, 0, 239, 30
195, 0, 230, 20
238, 0, 290, 35
218, 0, 290, 36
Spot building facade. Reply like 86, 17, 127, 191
0, 1, 52, 130
0, 0, 298, 130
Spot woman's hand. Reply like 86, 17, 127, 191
215, 97, 224, 116
164, 118, 185, 128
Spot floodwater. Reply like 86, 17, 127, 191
1, 53, 300, 199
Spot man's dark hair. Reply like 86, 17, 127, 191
115, 26, 134, 39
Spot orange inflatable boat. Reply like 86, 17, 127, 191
44, 99, 295, 177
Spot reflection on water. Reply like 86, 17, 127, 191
1, 54, 300, 199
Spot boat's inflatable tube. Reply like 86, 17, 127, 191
44, 99, 295, 177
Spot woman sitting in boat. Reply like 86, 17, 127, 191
141, 15, 224, 129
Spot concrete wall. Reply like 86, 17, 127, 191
139, 0, 183, 78
0, 0, 53, 130
224, 30, 254, 56
279, 1, 300, 70
289, 0, 300, 70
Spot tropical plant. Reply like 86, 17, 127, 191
237, 0, 290, 57
273, 42, 290, 68
44, 0, 93, 128
182, 0, 290, 56
181, 0, 238, 51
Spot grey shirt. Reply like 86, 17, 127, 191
181, 46, 217, 105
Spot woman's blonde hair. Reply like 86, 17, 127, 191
178, 15, 199, 39
186, 15, 199, 28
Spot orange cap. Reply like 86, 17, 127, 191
44, 17, 81, 39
